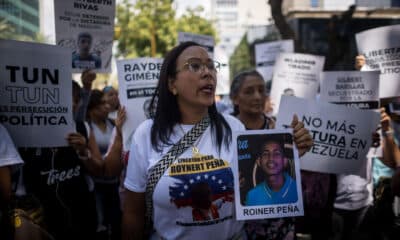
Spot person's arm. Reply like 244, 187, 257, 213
291, 114, 314, 157
104, 107, 126, 176
380, 107, 400, 168
392, 167, 400, 197
66, 130, 104, 176
122, 190, 146, 240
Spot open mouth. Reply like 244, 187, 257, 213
200, 84, 215, 94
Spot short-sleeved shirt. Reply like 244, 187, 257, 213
124, 115, 245, 240
245, 173, 298, 206
0, 124, 23, 168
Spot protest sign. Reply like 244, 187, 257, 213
255, 40, 294, 82
276, 96, 380, 174
54, 0, 115, 73
356, 24, 400, 98
320, 71, 382, 158
178, 32, 215, 57
233, 129, 304, 220
0, 40, 74, 147
270, 53, 325, 115
320, 71, 380, 110
117, 58, 162, 149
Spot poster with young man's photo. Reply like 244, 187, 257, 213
54, 0, 115, 73
233, 129, 304, 220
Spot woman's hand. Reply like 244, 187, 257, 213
116, 106, 127, 136
291, 114, 314, 157
66, 132, 87, 155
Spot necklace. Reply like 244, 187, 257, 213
178, 123, 203, 157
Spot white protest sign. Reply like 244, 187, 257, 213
178, 32, 215, 58
270, 53, 325, 115
276, 96, 380, 174
320, 71, 382, 158
54, 0, 115, 73
255, 40, 294, 82
356, 24, 400, 98
233, 129, 304, 220
320, 71, 380, 109
117, 58, 163, 149
0, 40, 74, 147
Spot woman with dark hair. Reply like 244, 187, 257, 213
122, 42, 313, 240
86, 89, 121, 239
230, 70, 296, 239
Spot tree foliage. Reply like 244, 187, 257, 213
176, 6, 218, 42
115, 0, 217, 58
0, 19, 48, 43
229, 34, 253, 78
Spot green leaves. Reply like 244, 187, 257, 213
115, 0, 217, 58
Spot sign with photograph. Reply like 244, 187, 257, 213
270, 53, 325, 115
276, 96, 380, 174
54, 0, 115, 73
117, 57, 163, 149
233, 129, 304, 220
0, 40, 74, 147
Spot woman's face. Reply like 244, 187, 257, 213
90, 97, 110, 120
169, 46, 217, 112
232, 75, 266, 115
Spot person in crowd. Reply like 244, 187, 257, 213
230, 70, 323, 240
122, 42, 313, 240
72, 32, 101, 69
245, 138, 298, 205
13, 80, 104, 240
103, 86, 120, 121
86, 89, 121, 239
332, 106, 399, 240
75, 69, 97, 122
0, 124, 24, 239
354, 54, 366, 71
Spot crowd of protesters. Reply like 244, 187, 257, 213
1, 42, 400, 240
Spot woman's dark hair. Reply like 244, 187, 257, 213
230, 70, 264, 116
86, 89, 104, 121
149, 41, 232, 152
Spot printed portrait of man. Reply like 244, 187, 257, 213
72, 32, 102, 69
245, 137, 298, 206
283, 88, 295, 97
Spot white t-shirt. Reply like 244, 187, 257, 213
334, 152, 374, 210
0, 124, 23, 168
124, 115, 245, 240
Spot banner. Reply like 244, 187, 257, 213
255, 40, 294, 82
117, 58, 163, 149
320, 71, 380, 109
54, 0, 115, 73
356, 24, 400, 98
233, 129, 304, 220
0, 40, 74, 147
276, 96, 380, 174
270, 53, 325, 115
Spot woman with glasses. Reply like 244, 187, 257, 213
122, 42, 313, 240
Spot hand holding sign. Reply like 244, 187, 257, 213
291, 114, 313, 157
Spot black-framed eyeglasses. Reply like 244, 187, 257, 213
176, 58, 221, 74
